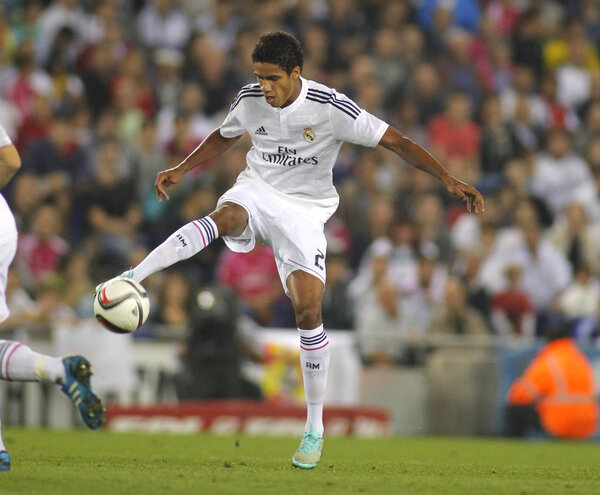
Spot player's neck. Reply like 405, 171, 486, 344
281, 78, 302, 108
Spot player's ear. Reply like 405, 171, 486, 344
290, 66, 301, 79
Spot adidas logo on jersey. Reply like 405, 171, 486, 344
254, 126, 268, 135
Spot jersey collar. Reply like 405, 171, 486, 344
278, 76, 307, 114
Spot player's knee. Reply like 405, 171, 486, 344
210, 203, 248, 236
293, 302, 322, 329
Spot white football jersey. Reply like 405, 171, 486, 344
0, 123, 17, 239
220, 77, 388, 223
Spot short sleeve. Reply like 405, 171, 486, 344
220, 105, 245, 138
220, 86, 260, 138
329, 92, 388, 147
0, 123, 12, 148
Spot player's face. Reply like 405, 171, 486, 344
253, 62, 301, 108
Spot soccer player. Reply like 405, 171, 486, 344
101, 31, 484, 468
0, 123, 105, 472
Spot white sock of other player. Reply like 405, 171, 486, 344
130, 216, 219, 283
298, 324, 330, 435
0, 340, 65, 384
0, 419, 5, 451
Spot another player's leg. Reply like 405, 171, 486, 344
61, 356, 105, 429
0, 340, 105, 429
287, 271, 329, 469
96, 202, 248, 289
0, 419, 10, 471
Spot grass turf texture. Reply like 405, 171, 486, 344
1, 428, 598, 495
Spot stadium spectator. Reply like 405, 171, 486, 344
22, 110, 90, 187
404, 62, 446, 126
349, 238, 419, 365
558, 264, 600, 321
153, 47, 185, 109
510, 7, 544, 79
438, 28, 482, 102
216, 243, 285, 327
478, 94, 522, 180
80, 41, 119, 120
4, 39, 52, 121
16, 202, 69, 291
417, 0, 481, 44
573, 299, 600, 343
544, 16, 600, 73
555, 35, 594, 112
414, 193, 454, 264
37, 0, 89, 66
429, 275, 490, 336
482, 217, 572, 322
150, 269, 193, 328
539, 72, 579, 131
500, 65, 546, 129
130, 119, 166, 209
9, 0, 44, 49
321, 249, 353, 331
83, 138, 141, 270
530, 127, 600, 220
60, 250, 94, 318
576, 101, 600, 154
136, 0, 191, 52
427, 91, 480, 169
404, 248, 449, 337
490, 264, 536, 339
548, 202, 600, 273
15, 92, 52, 152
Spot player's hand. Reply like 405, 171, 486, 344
445, 176, 485, 214
155, 166, 185, 202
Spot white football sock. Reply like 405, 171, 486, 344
298, 324, 330, 435
0, 419, 5, 451
0, 340, 65, 384
130, 216, 219, 283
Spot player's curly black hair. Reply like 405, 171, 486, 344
251, 31, 304, 74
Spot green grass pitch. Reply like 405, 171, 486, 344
1, 428, 598, 494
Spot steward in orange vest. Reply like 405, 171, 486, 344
506, 328, 598, 439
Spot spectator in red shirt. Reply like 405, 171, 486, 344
216, 243, 285, 326
16, 93, 53, 152
491, 264, 536, 338
427, 91, 480, 165
17, 203, 69, 291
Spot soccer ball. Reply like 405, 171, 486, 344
94, 278, 150, 333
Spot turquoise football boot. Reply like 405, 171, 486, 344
292, 424, 323, 469
0, 450, 10, 471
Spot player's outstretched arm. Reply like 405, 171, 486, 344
0, 142, 21, 190
378, 126, 484, 213
155, 128, 241, 202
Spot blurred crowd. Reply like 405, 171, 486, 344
2, 0, 600, 366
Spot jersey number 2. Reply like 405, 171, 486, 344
314, 249, 325, 271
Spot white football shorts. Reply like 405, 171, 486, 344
217, 180, 327, 295
0, 234, 17, 323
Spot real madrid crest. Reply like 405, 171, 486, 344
303, 127, 315, 143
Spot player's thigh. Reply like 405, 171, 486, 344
268, 213, 327, 297
217, 182, 272, 253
